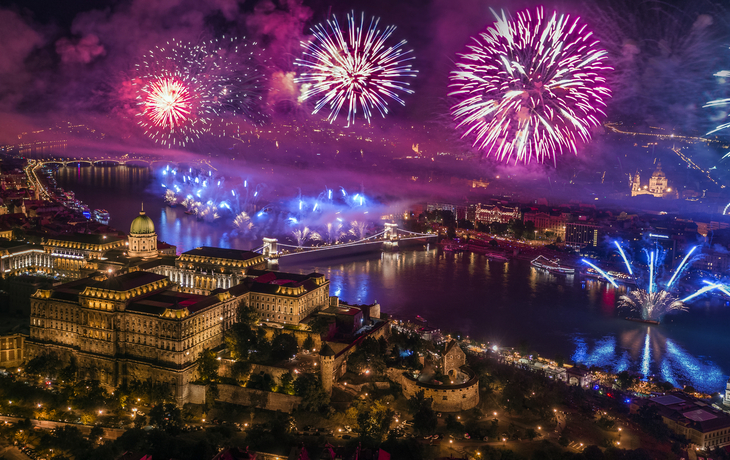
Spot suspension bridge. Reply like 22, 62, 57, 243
251, 223, 437, 262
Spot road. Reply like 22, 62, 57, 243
0, 446, 30, 460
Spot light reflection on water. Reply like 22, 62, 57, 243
285, 250, 729, 394
571, 328, 725, 393
54, 165, 729, 394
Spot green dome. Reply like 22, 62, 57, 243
130, 210, 155, 234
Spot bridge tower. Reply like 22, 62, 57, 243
384, 223, 398, 240
383, 223, 399, 250
262, 237, 278, 258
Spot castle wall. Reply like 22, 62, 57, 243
212, 384, 302, 412
258, 327, 322, 350
387, 368, 480, 412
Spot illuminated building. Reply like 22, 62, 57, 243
565, 222, 599, 249
127, 206, 157, 259
631, 394, 730, 450
522, 210, 568, 238
27, 266, 330, 403
474, 204, 521, 225
630, 162, 675, 198
25, 214, 331, 403
138, 247, 267, 295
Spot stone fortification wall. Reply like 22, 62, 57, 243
214, 384, 302, 413
259, 326, 322, 350
218, 360, 293, 382
387, 368, 479, 412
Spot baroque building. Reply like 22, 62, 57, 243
26, 211, 331, 403
27, 263, 330, 403
128, 205, 157, 259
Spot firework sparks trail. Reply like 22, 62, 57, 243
294, 12, 417, 127
585, 243, 711, 322
349, 220, 368, 240
134, 37, 266, 147
291, 227, 322, 247
449, 7, 612, 164
705, 62, 730, 135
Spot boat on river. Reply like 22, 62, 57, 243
92, 209, 110, 225
530, 255, 575, 274
584, 268, 636, 285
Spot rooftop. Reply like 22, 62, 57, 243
182, 246, 262, 262
643, 393, 730, 433
94, 271, 167, 292
45, 233, 123, 245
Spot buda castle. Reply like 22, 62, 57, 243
26, 207, 330, 403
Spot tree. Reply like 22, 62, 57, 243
346, 399, 394, 444
293, 374, 329, 412
446, 226, 456, 240
224, 322, 259, 361
149, 403, 182, 435
247, 372, 275, 392
270, 333, 298, 362
555, 354, 565, 368
196, 349, 219, 383
525, 428, 537, 440
309, 316, 332, 337
408, 391, 437, 436
279, 372, 295, 395
556, 236, 563, 244
457, 219, 474, 230
303, 335, 315, 351
58, 360, 78, 385
616, 371, 635, 390
445, 415, 465, 434
88, 425, 104, 441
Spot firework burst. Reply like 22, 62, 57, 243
292, 227, 322, 247
134, 37, 266, 147
583, 243, 726, 322
449, 7, 611, 164
619, 290, 686, 322
294, 12, 417, 126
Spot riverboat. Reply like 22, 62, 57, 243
624, 317, 660, 325
584, 268, 636, 285
530, 255, 575, 274
93, 209, 110, 225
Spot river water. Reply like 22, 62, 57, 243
55, 165, 730, 394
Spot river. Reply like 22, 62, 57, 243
55, 164, 730, 394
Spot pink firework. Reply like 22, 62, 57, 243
449, 8, 612, 165
142, 77, 193, 129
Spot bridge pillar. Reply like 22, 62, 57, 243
384, 223, 398, 240
262, 237, 278, 258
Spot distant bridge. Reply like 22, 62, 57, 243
252, 224, 437, 262
25, 156, 214, 201
29, 156, 215, 169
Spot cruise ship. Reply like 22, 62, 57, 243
531, 255, 575, 274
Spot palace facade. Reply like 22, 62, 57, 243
26, 212, 330, 403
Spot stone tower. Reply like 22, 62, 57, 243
725, 378, 730, 408
319, 343, 336, 395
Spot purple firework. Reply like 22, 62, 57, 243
449, 8, 612, 165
